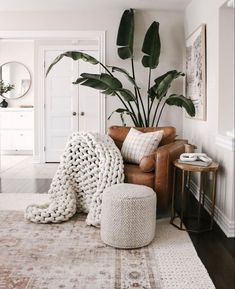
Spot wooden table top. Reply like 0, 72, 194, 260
173, 159, 219, 172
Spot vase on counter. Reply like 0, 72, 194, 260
0, 99, 8, 108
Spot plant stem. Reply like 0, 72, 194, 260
131, 60, 139, 111
131, 58, 144, 126
136, 88, 148, 126
156, 100, 166, 127
115, 91, 138, 125
99, 62, 114, 76
151, 98, 162, 127
148, 99, 154, 117
147, 68, 152, 124
120, 113, 126, 126
127, 100, 139, 125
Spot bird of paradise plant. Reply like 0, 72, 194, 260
46, 9, 195, 127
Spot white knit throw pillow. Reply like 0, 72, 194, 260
121, 128, 164, 164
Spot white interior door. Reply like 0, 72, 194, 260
44, 47, 101, 162
45, 47, 77, 162
78, 50, 100, 132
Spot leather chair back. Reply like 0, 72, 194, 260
108, 126, 176, 150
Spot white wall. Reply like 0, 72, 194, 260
0, 40, 34, 107
218, 6, 234, 134
184, 0, 235, 237
0, 9, 185, 134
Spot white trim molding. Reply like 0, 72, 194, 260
190, 180, 235, 238
216, 134, 235, 151
0, 30, 105, 41
0, 150, 33, 155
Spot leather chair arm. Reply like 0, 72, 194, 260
154, 140, 187, 208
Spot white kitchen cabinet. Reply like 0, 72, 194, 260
0, 108, 34, 153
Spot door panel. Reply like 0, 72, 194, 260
78, 50, 100, 132
45, 48, 77, 162
44, 48, 101, 163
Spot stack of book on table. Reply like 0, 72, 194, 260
179, 153, 212, 167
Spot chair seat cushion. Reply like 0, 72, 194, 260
124, 163, 155, 189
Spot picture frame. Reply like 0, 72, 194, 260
186, 24, 206, 120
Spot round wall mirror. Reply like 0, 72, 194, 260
0, 62, 31, 99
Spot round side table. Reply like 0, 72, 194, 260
170, 159, 219, 233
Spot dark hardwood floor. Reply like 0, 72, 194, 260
189, 222, 235, 289
167, 193, 235, 289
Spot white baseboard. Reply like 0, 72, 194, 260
190, 180, 235, 238
1, 150, 33, 155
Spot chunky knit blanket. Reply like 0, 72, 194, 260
25, 132, 124, 226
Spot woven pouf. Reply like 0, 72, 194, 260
101, 183, 156, 249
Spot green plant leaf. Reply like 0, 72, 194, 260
74, 73, 135, 101
81, 73, 122, 89
101, 88, 117, 96
166, 94, 195, 117
73, 73, 123, 95
116, 9, 134, 59
107, 108, 131, 119
149, 70, 185, 100
72, 78, 86, 85
46, 51, 99, 76
116, 88, 136, 102
109, 66, 137, 86
108, 108, 133, 126
142, 21, 161, 69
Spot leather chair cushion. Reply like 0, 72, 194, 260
124, 164, 155, 188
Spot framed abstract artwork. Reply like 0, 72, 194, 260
186, 24, 206, 120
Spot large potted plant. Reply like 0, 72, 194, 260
47, 9, 195, 126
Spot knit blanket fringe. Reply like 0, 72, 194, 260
25, 132, 124, 226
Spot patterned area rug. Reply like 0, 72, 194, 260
0, 211, 215, 289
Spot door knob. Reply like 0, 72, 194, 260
80, 112, 85, 116
72, 112, 77, 116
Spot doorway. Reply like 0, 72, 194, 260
42, 46, 104, 162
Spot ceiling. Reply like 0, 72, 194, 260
0, 0, 192, 12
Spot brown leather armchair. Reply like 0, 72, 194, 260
108, 126, 187, 209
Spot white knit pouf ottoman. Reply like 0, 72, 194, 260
101, 183, 156, 249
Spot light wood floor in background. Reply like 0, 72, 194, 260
0, 155, 58, 194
